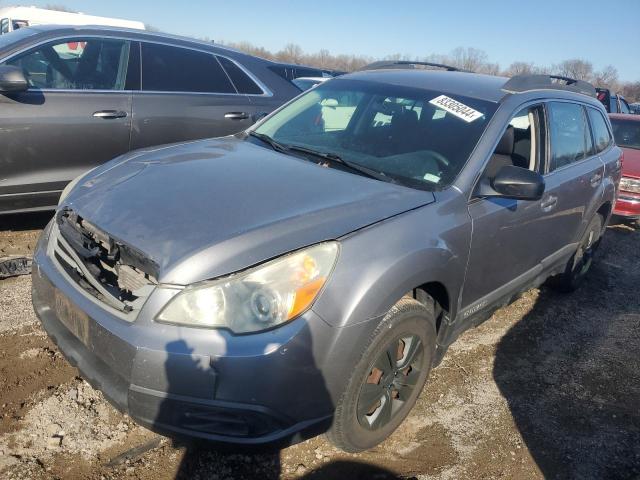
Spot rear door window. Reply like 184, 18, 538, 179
4, 38, 132, 90
586, 108, 612, 153
547, 102, 592, 172
141, 43, 235, 94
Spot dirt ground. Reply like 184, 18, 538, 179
0, 212, 639, 480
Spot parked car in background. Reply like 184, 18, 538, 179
597, 87, 632, 114
268, 62, 342, 84
610, 113, 640, 222
0, 25, 308, 214
32, 64, 620, 452
630, 102, 640, 115
291, 76, 329, 91
0, 6, 145, 34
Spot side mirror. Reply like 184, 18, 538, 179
0, 65, 28, 94
490, 165, 545, 200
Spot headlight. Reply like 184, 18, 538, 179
58, 167, 98, 205
619, 176, 640, 194
156, 242, 339, 333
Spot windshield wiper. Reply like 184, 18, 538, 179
248, 131, 288, 153
286, 145, 395, 184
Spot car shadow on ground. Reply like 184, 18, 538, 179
157, 331, 406, 479
493, 225, 640, 479
173, 445, 403, 479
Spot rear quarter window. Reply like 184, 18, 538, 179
216, 55, 263, 94
586, 108, 612, 153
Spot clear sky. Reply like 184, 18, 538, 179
11, 0, 640, 81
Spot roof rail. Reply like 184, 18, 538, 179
502, 74, 596, 97
360, 60, 463, 72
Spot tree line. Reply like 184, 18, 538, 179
218, 41, 640, 103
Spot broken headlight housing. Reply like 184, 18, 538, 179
619, 176, 640, 194
156, 242, 339, 333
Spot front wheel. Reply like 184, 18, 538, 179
551, 214, 603, 292
327, 298, 436, 452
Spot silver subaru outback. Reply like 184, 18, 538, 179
32, 62, 621, 452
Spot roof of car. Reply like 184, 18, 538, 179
5, 24, 257, 58
609, 113, 640, 122
342, 69, 509, 102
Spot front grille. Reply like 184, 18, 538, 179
48, 209, 158, 319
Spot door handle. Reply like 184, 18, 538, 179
224, 111, 250, 120
540, 195, 558, 212
590, 173, 602, 187
93, 110, 128, 119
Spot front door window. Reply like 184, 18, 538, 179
4, 38, 132, 90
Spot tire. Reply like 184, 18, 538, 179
551, 214, 603, 292
326, 297, 436, 452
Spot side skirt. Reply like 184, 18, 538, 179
432, 243, 577, 366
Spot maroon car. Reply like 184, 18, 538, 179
610, 114, 640, 221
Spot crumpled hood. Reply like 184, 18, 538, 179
63, 137, 434, 284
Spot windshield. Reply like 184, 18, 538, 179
611, 118, 640, 150
253, 79, 498, 189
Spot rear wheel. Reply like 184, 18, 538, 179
327, 298, 436, 452
552, 214, 603, 292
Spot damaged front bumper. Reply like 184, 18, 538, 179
31, 221, 336, 445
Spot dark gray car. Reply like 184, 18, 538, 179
31, 64, 622, 452
0, 25, 307, 214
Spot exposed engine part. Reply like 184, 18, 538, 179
53, 208, 158, 315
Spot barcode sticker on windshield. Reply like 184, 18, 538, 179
429, 95, 483, 123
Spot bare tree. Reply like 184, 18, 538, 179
504, 61, 536, 76
479, 62, 501, 75
593, 65, 619, 89
621, 82, 640, 103
317, 49, 331, 69
276, 43, 304, 64
556, 59, 594, 80
422, 53, 451, 66
215, 40, 638, 98
449, 47, 489, 72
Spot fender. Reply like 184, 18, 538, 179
312, 193, 472, 330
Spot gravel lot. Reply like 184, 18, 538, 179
0, 212, 638, 480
